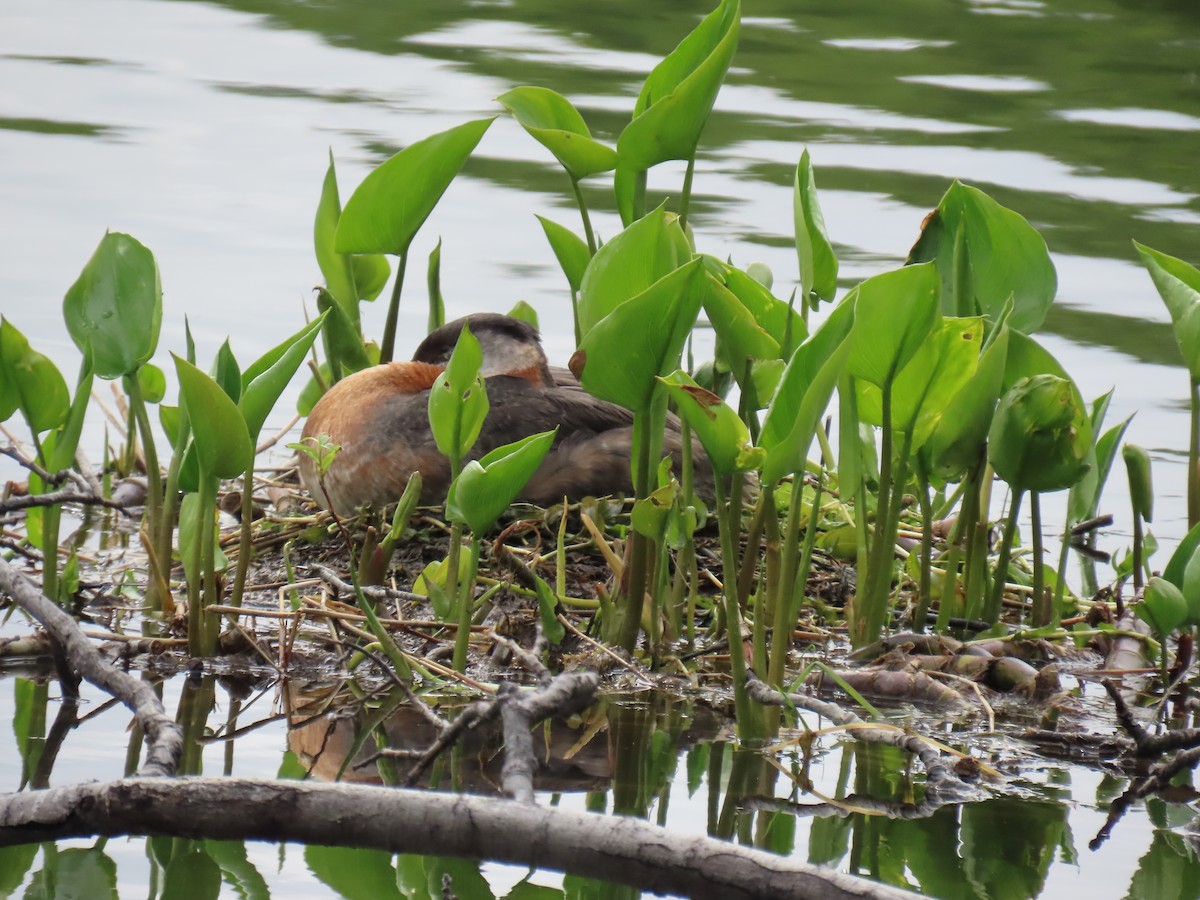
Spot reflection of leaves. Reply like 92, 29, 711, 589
306, 846, 404, 900
0, 843, 38, 895
961, 798, 1065, 900
204, 841, 271, 900
1128, 830, 1200, 900
36, 847, 119, 900
162, 848, 221, 900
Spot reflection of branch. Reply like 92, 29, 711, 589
746, 673, 984, 805
0, 558, 182, 777
0, 778, 924, 900
1091, 680, 1200, 849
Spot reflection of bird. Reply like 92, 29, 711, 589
299, 313, 710, 513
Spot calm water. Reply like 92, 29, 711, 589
3, 0, 1200, 896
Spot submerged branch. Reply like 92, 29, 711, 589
0, 558, 182, 777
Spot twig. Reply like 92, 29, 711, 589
0, 558, 182, 776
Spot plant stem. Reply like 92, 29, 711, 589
617, 417, 655, 653
379, 250, 409, 364
678, 157, 696, 234
1191, 377, 1200, 530
912, 480, 935, 632
984, 489, 1024, 624
1030, 491, 1048, 626
199, 474, 220, 654
571, 179, 597, 256
715, 478, 764, 741
452, 535, 482, 672
229, 466, 255, 608
768, 476, 806, 693
125, 374, 162, 597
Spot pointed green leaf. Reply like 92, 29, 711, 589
577, 205, 692, 337
572, 259, 705, 411
0, 318, 69, 433
212, 339, 241, 403
759, 299, 855, 484
615, 0, 740, 223
173, 355, 254, 479
427, 238, 444, 332
428, 324, 489, 462
446, 430, 557, 533
845, 262, 940, 389
794, 148, 838, 302
315, 151, 390, 328
63, 231, 162, 379
161, 848, 221, 900
907, 181, 1056, 334
240, 313, 327, 439
537, 215, 591, 295
923, 325, 1010, 482
857, 316, 982, 449
1135, 242, 1200, 379
506, 300, 539, 329
499, 86, 617, 181
335, 118, 494, 256
315, 288, 374, 382
659, 370, 751, 476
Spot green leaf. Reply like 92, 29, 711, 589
335, 118, 494, 256
659, 370, 752, 476
446, 430, 557, 534
536, 215, 591, 294
1137, 576, 1188, 637
1182, 550, 1200, 627
857, 316, 982, 449
988, 374, 1091, 494
428, 324, 489, 463
907, 181, 1056, 333
53, 847, 118, 900
632, 481, 678, 540
179, 490, 229, 583
315, 150, 390, 326
1066, 391, 1128, 524
0, 318, 69, 433
845, 262, 941, 389
532, 573, 567, 644
506, 300, 539, 329
305, 846, 403, 900
212, 338, 241, 403
922, 324, 1010, 482
614, 0, 740, 224
1124, 443, 1154, 523
577, 205, 692, 337
173, 355, 255, 479
572, 259, 706, 411
499, 86, 617, 181
794, 148, 838, 302
1163, 520, 1200, 590
315, 288, 374, 382
427, 238, 444, 332
759, 299, 855, 485
137, 362, 166, 404
1135, 242, 1200, 379
62, 231, 162, 379
239, 313, 327, 440
161, 848, 221, 900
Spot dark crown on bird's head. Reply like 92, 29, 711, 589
413, 313, 554, 385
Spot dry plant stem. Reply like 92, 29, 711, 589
0, 777, 922, 900
745, 674, 982, 805
0, 558, 182, 776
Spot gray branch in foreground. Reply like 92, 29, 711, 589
0, 777, 921, 900
0, 558, 182, 777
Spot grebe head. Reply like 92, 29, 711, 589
413, 313, 554, 387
